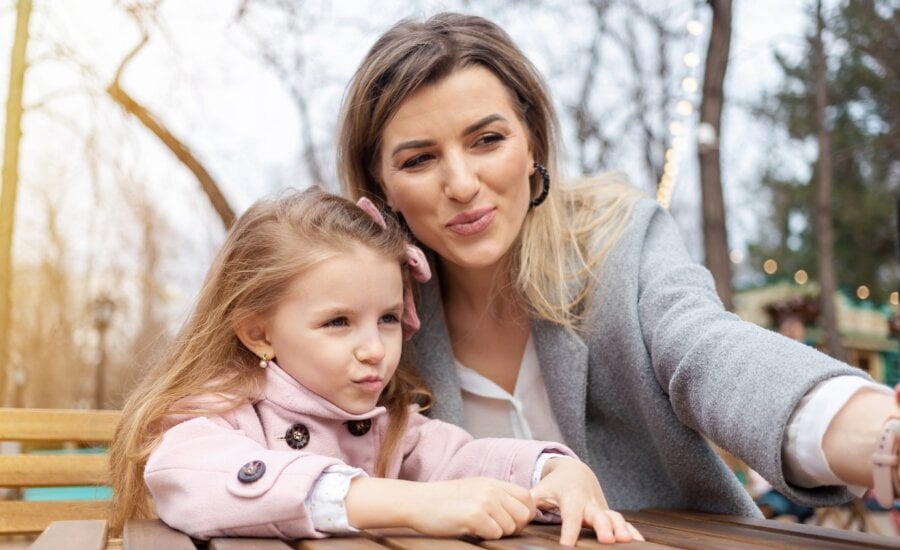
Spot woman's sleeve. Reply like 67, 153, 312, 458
144, 415, 348, 540
398, 413, 576, 489
632, 202, 869, 499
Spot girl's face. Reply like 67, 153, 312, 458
377, 65, 535, 272
263, 246, 404, 415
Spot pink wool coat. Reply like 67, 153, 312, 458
145, 363, 575, 540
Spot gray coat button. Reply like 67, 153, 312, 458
237, 460, 266, 483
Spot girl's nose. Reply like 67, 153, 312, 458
441, 154, 480, 203
354, 327, 385, 364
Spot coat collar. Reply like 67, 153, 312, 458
413, 267, 590, 458
263, 361, 387, 421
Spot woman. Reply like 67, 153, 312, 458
338, 12, 898, 515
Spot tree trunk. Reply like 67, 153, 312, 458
0, 0, 33, 405
106, 82, 235, 228
698, 0, 734, 311
811, 1, 847, 361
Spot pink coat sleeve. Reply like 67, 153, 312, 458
398, 413, 577, 490
144, 415, 345, 540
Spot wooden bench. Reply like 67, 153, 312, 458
0, 407, 120, 534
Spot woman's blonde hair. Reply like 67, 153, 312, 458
109, 187, 431, 532
338, 13, 641, 328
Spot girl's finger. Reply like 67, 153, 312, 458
627, 522, 645, 542
558, 505, 586, 546
604, 510, 633, 542
587, 509, 616, 545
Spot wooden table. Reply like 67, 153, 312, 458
29, 510, 900, 549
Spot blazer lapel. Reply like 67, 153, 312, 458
412, 273, 465, 426
531, 319, 590, 458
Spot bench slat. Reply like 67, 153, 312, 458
30, 519, 108, 550
0, 454, 110, 486
0, 500, 109, 534
0, 408, 118, 442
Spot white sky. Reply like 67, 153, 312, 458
0, 0, 830, 328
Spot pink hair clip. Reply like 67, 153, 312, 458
357, 197, 432, 340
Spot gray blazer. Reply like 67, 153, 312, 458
412, 198, 865, 514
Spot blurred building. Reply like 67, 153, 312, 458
735, 281, 900, 385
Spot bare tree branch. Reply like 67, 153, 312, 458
105, 27, 235, 228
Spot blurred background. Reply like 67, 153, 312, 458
0, 0, 896, 413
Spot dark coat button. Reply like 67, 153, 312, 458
284, 423, 310, 449
346, 419, 371, 436
237, 460, 266, 483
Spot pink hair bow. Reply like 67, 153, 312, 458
357, 197, 432, 340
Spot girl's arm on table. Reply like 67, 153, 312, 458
144, 416, 347, 540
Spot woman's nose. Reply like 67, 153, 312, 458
441, 154, 479, 203
354, 328, 385, 364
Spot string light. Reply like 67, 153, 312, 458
687, 20, 704, 36
657, 15, 705, 209
763, 259, 778, 274
856, 285, 870, 300
890, 292, 898, 306
794, 270, 808, 285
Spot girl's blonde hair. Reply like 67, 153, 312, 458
109, 187, 431, 532
338, 13, 642, 328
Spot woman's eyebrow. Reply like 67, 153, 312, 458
462, 114, 505, 136
390, 114, 508, 159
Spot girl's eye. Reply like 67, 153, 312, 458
379, 313, 400, 324
324, 317, 349, 328
400, 154, 433, 170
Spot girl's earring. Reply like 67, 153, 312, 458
258, 353, 269, 369
529, 162, 550, 208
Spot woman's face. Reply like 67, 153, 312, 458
377, 65, 535, 271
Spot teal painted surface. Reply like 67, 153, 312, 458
22, 446, 111, 502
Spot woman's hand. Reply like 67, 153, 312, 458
346, 477, 535, 539
530, 458, 644, 546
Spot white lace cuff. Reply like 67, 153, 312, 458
306, 464, 366, 533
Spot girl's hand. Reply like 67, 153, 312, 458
530, 458, 644, 546
346, 476, 535, 540
408, 477, 536, 539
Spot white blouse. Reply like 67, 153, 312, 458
456, 333, 887, 491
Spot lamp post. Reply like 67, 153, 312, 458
92, 295, 115, 409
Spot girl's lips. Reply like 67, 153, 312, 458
446, 207, 496, 236
354, 377, 384, 393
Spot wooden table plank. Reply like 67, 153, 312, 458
642, 509, 900, 549
524, 524, 679, 549
626, 511, 862, 549
209, 538, 295, 550
31, 520, 107, 550
297, 537, 389, 549
364, 528, 481, 549
123, 519, 196, 550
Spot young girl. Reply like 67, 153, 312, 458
109, 188, 641, 545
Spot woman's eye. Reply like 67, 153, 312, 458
475, 133, 504, 147
400, 154, 432, 170
379, 313, 400, 324
324, 317, 349, 328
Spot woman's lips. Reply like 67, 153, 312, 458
446, 207, 496, 236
